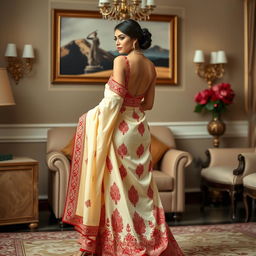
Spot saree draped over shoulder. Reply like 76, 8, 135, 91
62, 58, 184, 256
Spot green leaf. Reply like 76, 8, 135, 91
194, 104, 204, 113
205, 101, 215, 111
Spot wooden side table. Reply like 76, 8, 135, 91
0, 157, 39, 229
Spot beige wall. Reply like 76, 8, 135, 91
0, 0, 247, 198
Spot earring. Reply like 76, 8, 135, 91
133, 41, 136, 50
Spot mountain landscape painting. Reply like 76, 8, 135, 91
60, 40, 169, 75
52, 10, 177, 84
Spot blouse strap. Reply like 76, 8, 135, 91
123, 56, 130, 88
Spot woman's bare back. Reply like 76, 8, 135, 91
126, 54, 156, 97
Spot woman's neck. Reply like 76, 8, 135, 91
128, 49, 144, 56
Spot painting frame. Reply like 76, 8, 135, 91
52, 9, 178, 85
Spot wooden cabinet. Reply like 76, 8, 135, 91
0, 157, 39, 229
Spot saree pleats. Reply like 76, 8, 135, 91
63, 82, 184, 256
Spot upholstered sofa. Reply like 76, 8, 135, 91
46, 126, 192, 222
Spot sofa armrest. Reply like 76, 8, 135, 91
46, 151, 70, 194
160, 149, 192, 212
206, 148, 254, 168
233, 152, 256, 177
160, 149, 192, 177
46, 151, 70, 175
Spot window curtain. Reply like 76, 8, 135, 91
244, 0, 256, 147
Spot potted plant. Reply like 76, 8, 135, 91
194, 83, 235, 147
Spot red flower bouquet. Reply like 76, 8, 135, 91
194, 83, 235, 117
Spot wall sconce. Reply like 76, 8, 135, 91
5, 43, 35, 84
193, 50, 227, 87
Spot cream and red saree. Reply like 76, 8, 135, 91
63, 60, 184, 256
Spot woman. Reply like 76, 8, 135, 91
63, 19, 184, 256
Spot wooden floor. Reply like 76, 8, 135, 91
0, 196, 255, 232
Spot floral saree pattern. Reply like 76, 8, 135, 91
63, 57, 184, 256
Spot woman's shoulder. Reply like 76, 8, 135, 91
142, 55, 154, 65
114, 55, 127, 63
144, 57, 156, 74
113, 56, 127, 71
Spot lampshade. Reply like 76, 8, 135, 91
216, 50, 227, 64
5, 43, 17, 57
210, 51, 217, 64
99, 0, 110, 4
141, 0, 146, 8
147, 0, 155, 5
22, 44, 34, 58
193, 50, 205, 63
0, 68, 15, 106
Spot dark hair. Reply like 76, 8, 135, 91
114, 19, 152, 50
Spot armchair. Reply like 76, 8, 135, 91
201, 147, 255, 220
240, 152, 256, 222
46, 126, 192, 222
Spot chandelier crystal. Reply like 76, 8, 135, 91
98, 0, 156, 21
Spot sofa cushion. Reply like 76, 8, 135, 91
243, 173, 256, 189
151, 134, 170, 167
61, 135, 75, 160
153, 170, 174, 191
201, 166, 243, 185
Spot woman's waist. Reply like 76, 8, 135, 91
119, 107, 146, 122
122, 96, 142, 107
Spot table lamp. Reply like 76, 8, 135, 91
0, 68, 15, 161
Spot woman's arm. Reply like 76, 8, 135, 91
112, 56, 126, 86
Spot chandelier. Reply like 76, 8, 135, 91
98, 0, 156, 21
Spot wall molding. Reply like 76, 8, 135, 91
0, 120, 248, 143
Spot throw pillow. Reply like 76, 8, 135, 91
61, 135, 75, 160
151, 134, 170, 167
61, 133, 170, 166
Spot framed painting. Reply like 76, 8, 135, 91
52, 9, 178, 85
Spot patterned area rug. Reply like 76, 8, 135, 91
0, 223, 256, 256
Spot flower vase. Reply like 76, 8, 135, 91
207, 115, 226, 147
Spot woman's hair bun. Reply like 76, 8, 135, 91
114, 19, 152, 50
139, 28, 152, 50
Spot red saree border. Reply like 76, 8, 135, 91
62, 114, 99, 237
108, 76, 127, 98
107, 77, 143, 107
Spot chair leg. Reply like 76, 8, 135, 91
252, 198, 255, 215
200, 183, 208, 211
59, 219, 64, 228
229, 189, 237, 221
173, 212, 182, 221
243, 193, 249, 222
